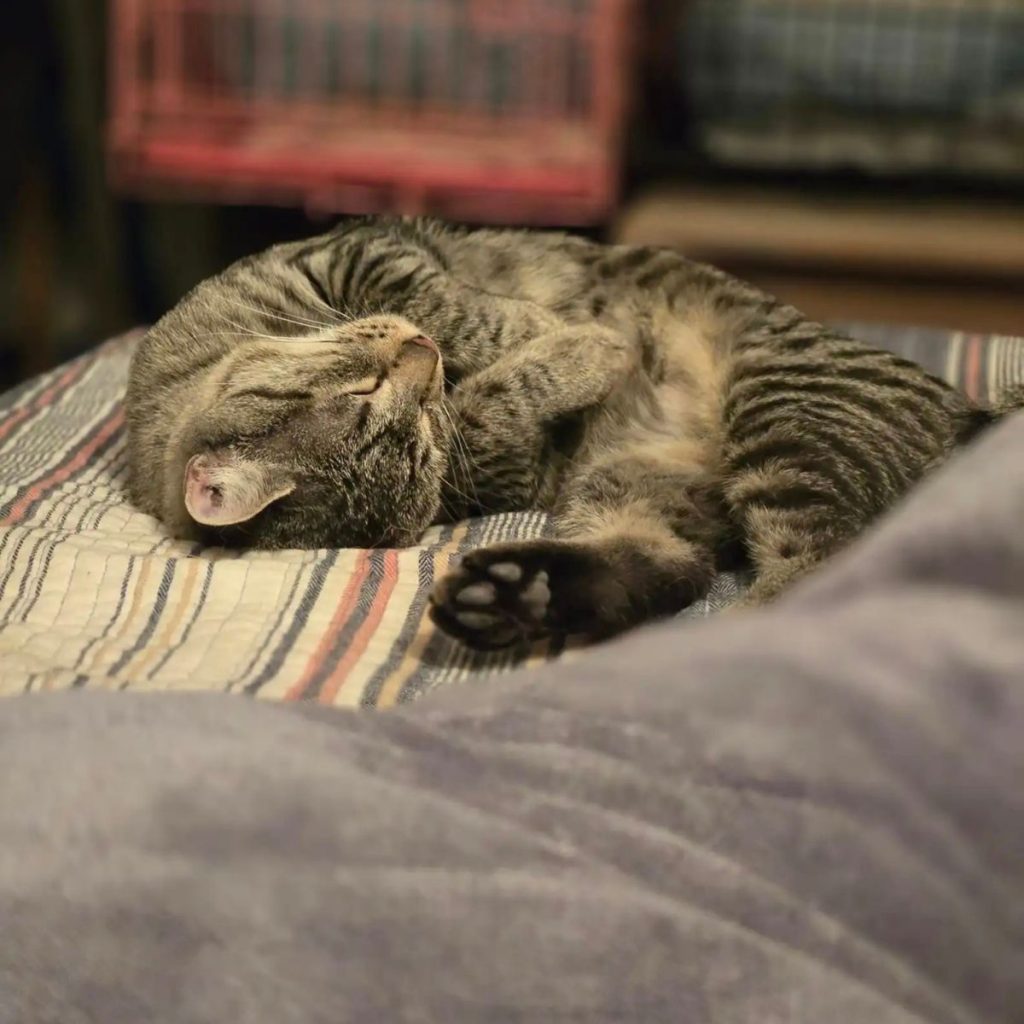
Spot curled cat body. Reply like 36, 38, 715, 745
126, 216, 1023, 649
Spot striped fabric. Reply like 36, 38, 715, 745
680, 0, 1024, 176
1, 327, 1022, 704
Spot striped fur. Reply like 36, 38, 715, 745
124, 218, 1024, 650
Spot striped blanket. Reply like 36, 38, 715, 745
1, 327, 1021, 705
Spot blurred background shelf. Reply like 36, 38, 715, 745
616, 184, 1024, 334
108, 0, 630, 223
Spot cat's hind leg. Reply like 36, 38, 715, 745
718, 338, 955, 606
719, 398, 875, 607
723, 504, 836, 608
430, 441, 724, 649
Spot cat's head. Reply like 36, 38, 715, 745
171, 315, 450, 549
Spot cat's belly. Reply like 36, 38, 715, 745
565, 306, 732, 479
656, 307, 734, 435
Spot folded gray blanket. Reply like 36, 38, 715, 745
1, 415, 1022, 1023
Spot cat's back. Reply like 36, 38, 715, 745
443, 224, 605, 313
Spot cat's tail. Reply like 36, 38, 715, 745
957, 383, 1024, 445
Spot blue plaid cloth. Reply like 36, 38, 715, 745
679, 0, 1024, 175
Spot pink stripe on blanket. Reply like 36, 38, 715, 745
0, 361, 88, 443
317, 549, 400, 705
1, 407, 125, 526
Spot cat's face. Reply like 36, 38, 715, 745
175, 315, 450, 549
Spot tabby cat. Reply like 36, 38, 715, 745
126, 216, 1022, 649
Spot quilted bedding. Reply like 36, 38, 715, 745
1, 326, 1022, 704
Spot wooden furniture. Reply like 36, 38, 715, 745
615, 184, 1024, 335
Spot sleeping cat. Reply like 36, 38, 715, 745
125, 216, 1022, 649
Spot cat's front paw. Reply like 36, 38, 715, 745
430, 536, 713, 650
429, 544, 555, 650
429, 539, 637, 650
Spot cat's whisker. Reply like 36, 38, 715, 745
446, 462, 500, 518
211, 314, 339, 347
447, 412, 485, 493
222, 299, 337, 333
438, 400, 486, 514
436, 489, 458, 518
451, 452, 480, 512
230, 299, 337, 331
435, 439, 474, 514
205, 325, 307, 344
217, 313, 289, 337
302, 289, 352, 324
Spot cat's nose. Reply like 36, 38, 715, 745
393, 335, 441, 398
403, 335, 439, 356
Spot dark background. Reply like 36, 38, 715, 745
3, 0, 1023, 392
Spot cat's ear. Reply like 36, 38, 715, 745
184, 452, 295, 527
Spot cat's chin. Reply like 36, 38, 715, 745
370, 523, 431, 550
377, 505, 443, 550
390, 533, 427, 550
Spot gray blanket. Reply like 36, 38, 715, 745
1, 416, 1023, 1023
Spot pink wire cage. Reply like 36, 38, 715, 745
108, 0, 635, 224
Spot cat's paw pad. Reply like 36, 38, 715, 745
487, 561, 523, 584
430, 548, 561, 650
449, 570, 550, 623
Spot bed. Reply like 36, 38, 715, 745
3, 401, 1024, 1023
1, 324, 1022, 703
